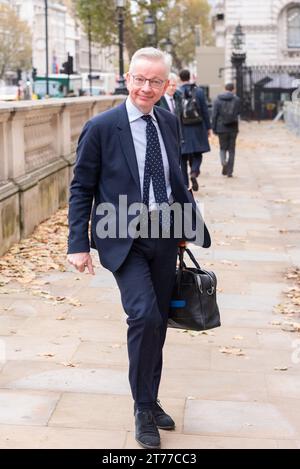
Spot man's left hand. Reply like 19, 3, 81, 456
178, 240, 187, 248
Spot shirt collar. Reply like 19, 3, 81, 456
126, 97, 157, 123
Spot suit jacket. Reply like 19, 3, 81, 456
67, 102, 211, 272
157, 90, 182, 116
157, 91, 183, 143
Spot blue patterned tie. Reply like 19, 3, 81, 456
141, 114, 169, 207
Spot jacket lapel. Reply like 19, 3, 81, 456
154, 108, 178, 183
117, 103, 141, 196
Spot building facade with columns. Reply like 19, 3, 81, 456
212, 0, 300, 118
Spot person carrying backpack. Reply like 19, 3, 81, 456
212, 83, 241, 178
179, 69, 212, 191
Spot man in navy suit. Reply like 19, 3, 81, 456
67, 48, 210, 449
157, 72, 182, 117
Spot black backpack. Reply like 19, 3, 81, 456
220, 98, 239, 125
181, 84, 203, 125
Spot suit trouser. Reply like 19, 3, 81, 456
181, 152, 203, 186
218, 132, 238, 176
113, 234, 178, 409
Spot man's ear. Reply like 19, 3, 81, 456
162, 79, 170, 96
125, 72, 130, 88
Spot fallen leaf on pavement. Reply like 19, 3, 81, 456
219, 347, 245, 356
60, 362, 78, 367
0, 208, 68, 285
281, 322, 300, 332
67, 298, 82, 307
272, 199, 290, 204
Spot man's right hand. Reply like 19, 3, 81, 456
67, 252, 95, 275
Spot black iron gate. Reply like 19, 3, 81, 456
239, 65, 300, 120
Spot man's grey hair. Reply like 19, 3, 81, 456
168, 72, 178, 82
129, 47, 172, 77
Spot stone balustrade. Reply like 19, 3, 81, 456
284, 100, 300, 136
0, 96, 125, 255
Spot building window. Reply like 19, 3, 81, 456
287, 6, 300, 48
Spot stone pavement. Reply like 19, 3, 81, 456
0, 121, 300, 449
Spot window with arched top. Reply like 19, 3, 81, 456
287, 6, 300, 48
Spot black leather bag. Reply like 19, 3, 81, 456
169, 248, 221, 331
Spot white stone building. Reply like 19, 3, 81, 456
211, 0, 300, 118
213, 0, 300, 69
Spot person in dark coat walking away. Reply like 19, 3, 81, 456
212, 83, 241, 178
179, 69, 212, 191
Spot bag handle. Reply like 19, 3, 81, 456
178, 247, 201, 270
185, 248, 201, 269
178, 247, 216, 295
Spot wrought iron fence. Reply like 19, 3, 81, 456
233, 65, 300, 120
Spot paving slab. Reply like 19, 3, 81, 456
18, 317, 127, 342
8, 366, 131, 395
0, 425, 48, 449
49, 394, 185, 434
0, 335, 81, 362
184, 399, 297, 439
124, 431, 279, 449
266, 375, 300, 399
159, 369, 268, 401
0, 389, 60, 426
40, 427, 127, 449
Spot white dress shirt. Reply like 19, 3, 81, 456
125, 97, 172, 211
164, 93, 175, 114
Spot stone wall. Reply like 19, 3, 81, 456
0, 96, 125, 256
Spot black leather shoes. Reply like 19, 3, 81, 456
222, 164, 228, 175
190, 175, 199, 192
153, 400, 175, 430
135, 409, 161, 449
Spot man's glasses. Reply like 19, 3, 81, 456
130, 74, 166, 89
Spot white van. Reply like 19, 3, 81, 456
81, 72, 116, 95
